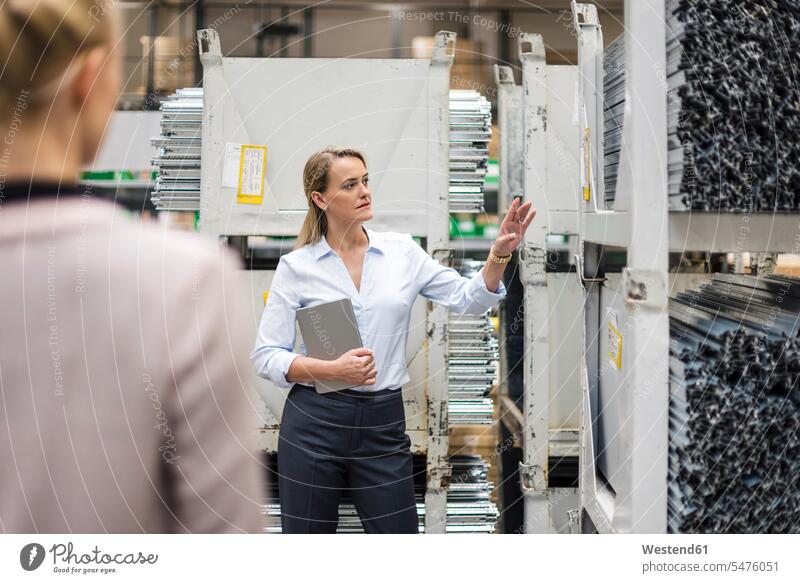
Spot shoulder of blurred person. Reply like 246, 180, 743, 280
0, 0, 264, 534
0, 197, 265, 533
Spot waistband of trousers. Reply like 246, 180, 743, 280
293, 383, 401, 403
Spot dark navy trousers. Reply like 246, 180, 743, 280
277, 383, 419, 534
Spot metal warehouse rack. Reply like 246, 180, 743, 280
195, 28, 459, 533
494, 32, 582, 533
571, 0, 800, 533
151, 88, 203, 211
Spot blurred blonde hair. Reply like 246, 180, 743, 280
0, 0, 114, 111
296, 146, 366, 249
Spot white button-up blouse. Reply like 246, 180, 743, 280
250, 225, 507, 392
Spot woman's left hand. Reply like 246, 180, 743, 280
492, 197, 536, 256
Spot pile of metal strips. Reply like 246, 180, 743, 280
262, 454, 498, 533
445, 455, 499, 533
602, 35, 625, 209
669, 274, 800, 533
448, 259, 499, 425
666, 0, 800, 210
603, 1, 800, 210
449, 90, 492, 213
150, 88, 203, 211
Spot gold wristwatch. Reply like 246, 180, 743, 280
488, 247, 512, 264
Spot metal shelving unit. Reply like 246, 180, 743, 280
150, 88, 203, 211
195, 28, 457, 533
571, 0, 800, 533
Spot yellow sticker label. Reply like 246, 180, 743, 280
237, 144, 267, 205
608, 321, 622, 369
583, 127, 591, 201
263, 291, 269, 306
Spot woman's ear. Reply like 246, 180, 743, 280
69, 45, 107, 109
311, 191, 327, 211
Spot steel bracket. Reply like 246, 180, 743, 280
427, 463, 452, 491
571, 1, 600, 29
567, 508, 581, 534
197, 28, 222, 60
519, 463, 547, 492
432, 31, 457, 63
623, 268, 667, 307
494, 64, 515, 86
575, 254, 606, 286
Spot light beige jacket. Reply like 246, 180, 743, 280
0, 197, 264, 533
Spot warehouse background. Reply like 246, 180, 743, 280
114, 1, 624, 108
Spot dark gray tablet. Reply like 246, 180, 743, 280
296, 297, 364, 394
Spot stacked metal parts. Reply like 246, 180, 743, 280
602, 35, 625, 209
446, 455, 499, 533
262, 453, 281, 534
262, 454, 498, 533
669, 274, 800, 533
666, 0, 800, 210
449, 259, 499, 425
150, 88, 203, 211
449, 90, 492, 213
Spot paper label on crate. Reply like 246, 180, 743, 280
579, 104, 592, 202
236, 144, 267, 205
582, 127, 591, 202
607, 311, 622, 369
222, 142, 243, 188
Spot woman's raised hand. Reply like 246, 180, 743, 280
492, 197, 536, 256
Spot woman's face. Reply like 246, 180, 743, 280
314, 156, 373, 227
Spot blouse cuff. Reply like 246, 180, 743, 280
469, 272, 507, 305
267, 350, 302, 389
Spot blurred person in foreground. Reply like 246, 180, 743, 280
0, 0, 263, 533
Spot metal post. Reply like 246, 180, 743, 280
194, 0, 205, 86
424, 31, 456, 534
196, 28, 222, 231
572, 1, 608, 533
571, 2, 603, 211
619, 0, 669, 533
518, 33, 550, 534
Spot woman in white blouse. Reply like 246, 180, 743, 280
252, 146, 534, 533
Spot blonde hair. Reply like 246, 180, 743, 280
0, 0, 114, 111
296, 146, 367, 249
